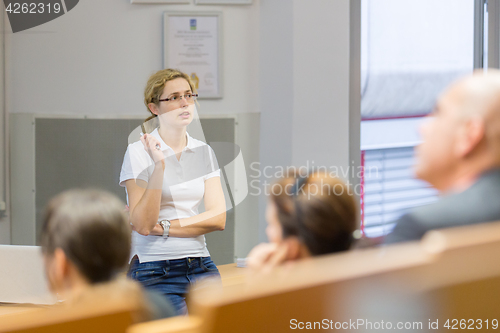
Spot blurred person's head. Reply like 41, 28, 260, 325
40, 189, 131, 297
265, 172, 358, 260
416, 69, 500, 192
142, 68, 197, 132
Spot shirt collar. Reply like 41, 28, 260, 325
150, 128, 195, 153
185, 132, 197, 152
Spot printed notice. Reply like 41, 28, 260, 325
166, 15, 220, 98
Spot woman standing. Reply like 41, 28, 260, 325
120, 69, 226, 315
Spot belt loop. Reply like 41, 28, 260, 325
165, 259, 170, 270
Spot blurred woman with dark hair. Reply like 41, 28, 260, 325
247, 172, 358, 272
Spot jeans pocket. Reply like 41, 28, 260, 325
201, 257, 219, 274
132, 266, 168, 287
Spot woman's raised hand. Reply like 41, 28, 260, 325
140, 134, 165, 164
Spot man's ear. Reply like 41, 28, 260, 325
455, 117, 485, 158
53, 248, 71, 288
148, 103, 159, 116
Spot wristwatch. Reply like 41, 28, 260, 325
158, 220, 171, 239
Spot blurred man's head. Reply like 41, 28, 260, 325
415, 70, 500, 192
40, 189, 131, 295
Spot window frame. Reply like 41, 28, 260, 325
360, 0, 491, 234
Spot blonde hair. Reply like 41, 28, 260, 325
142, 69, 196, 131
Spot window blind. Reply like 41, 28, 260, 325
362, 147, 439, 237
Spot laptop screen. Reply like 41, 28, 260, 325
0, 245, 56, 305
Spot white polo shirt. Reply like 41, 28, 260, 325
119, 128, 220, 262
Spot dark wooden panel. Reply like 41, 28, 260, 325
35, 117, 235, 265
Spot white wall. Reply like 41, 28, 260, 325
4, 0, 362, 251
258, 0, 361, 242
5, 0, 259, 116
292, 0, 354, 169
257, 0, 294, 241
3, 0, 260, 247
0, 9, 10, 244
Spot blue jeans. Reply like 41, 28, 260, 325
128, 256, 221, 315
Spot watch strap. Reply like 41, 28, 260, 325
159, 220, 171, 239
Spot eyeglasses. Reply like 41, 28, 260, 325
158, 93, 198, 104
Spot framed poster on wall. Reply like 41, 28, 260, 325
164, 12, 223, 99
131, 0, 190, 4
195, 0, 251, 4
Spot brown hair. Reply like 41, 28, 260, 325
269, 172, 357, 256
40, 189, 131, 284
142, 68, 196, 132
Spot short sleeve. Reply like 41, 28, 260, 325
119, 143, 154, 187
204, 145, 221, 181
